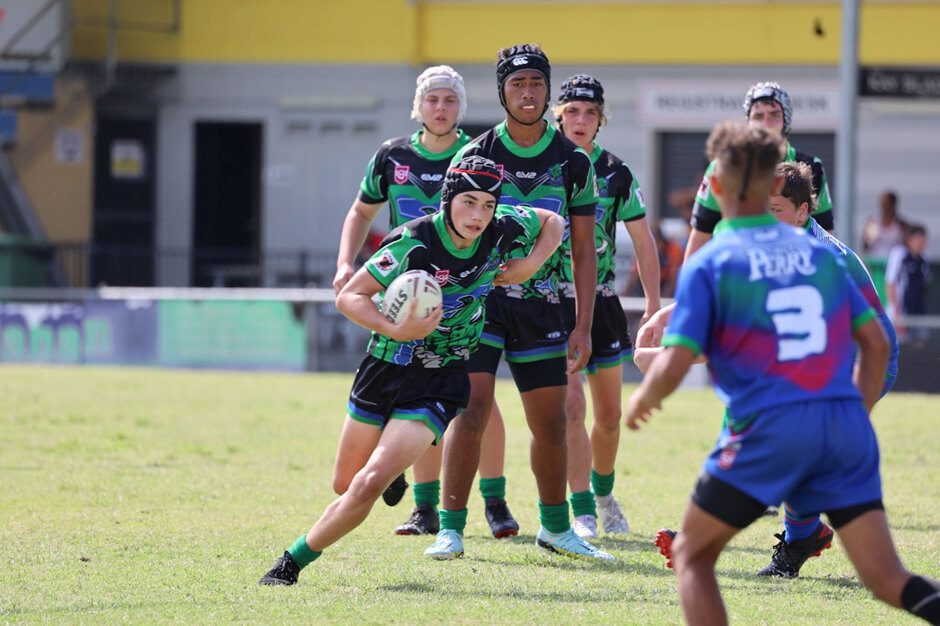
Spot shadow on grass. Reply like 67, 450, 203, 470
379, 580, 678, 604
716, 567, 863, 590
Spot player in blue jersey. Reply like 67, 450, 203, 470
553, 74, 661, 538
645, 161, 902, 577
331, 66, 511, 537
426, 44, 613, 562
259, 156, 564, 586
627, 122, 940, 625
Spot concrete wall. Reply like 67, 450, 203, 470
136, 62, 940, 286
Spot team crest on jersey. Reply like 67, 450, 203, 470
697, 179, 710, 199
374, 249, 398, 276
394, 165, 410, 185
718, 442, 741, 470
434, 269, 450, 286
495, 163, 505, 178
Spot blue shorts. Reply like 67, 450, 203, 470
703, 399, 882, 518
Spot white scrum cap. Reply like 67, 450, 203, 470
411, 65, 467, 124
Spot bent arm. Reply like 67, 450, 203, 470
853, 317, 889, 413
334, 198, 384, 293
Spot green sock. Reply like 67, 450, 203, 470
413, 480, 440, 508
287, 534, 321, 569
538, 500, 571, 534
591, 469, 615, 497
440, 508, 468, 535
479, 476, 506, 501
570, 490, 597, 518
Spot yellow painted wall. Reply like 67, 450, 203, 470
70, 0, 417, 64
9, 78, 93, 244
70, 1, 940, 66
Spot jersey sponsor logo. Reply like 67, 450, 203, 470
546, 331, 563, 340
513, 206, 531, 219
374, 249, 399, 276
635, 189, 646, 207
420, 173, 443, 182
516, 171, 536, 179
746, 245, 817, 282
394, 165, 410, 185
434, 269, 450, 286
512, 56, 529, 66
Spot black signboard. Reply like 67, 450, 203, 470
859, 67, 940, 99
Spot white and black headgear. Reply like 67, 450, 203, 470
743, 81, 793, 135
440, 155, 503, 239
411, 65, 467, 131
558, 74, 605, 108
556, 74, 606, 137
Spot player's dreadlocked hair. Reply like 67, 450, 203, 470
495, 43, 551, 120
776, 161, 817, 214
706, 122, 785, 202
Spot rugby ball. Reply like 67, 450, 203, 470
382, 270, 443, 324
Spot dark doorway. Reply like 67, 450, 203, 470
192, 121, 263, 286
658, 131, 835, 219
92, 117, 156, 286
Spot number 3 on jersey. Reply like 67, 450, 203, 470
766, 286, 827, 361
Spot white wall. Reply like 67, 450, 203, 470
140, 62, 940, 285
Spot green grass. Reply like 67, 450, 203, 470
1, 365, 937, 624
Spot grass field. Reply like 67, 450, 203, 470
1, 365, 938, 624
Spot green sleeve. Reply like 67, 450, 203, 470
617, 173, 647, 222
358, 149, 387, 204
814, 160, 833, 215
495, 204, 542, 259
364, 236, 422, 288
694, 160, 721, 213
568, 148, 599, 215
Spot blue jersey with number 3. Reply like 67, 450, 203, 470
663, 214, 877, 420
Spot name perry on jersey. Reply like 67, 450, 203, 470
747, 246, 817, 282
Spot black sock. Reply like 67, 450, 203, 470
901, 576, 940, 624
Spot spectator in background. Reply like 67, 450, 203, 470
862, 190, 909, 259
885, 224, 932, 346
625, 222, 682, 298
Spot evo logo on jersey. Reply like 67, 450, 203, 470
421, 173, 443, 182
394, 165, 410, 184
746, 246, 817, 282
516, 171, 537, 179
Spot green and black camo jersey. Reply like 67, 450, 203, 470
364, 206, 541, 368
358, 130, 472, 228
561, 143, 646, 298
453, 121, 597, 303
691, 142, 833, 233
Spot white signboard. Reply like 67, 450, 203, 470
54, 128, 83, 164
637, 80, 839, 130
